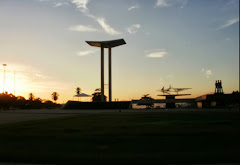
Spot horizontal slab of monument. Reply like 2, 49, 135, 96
86, 39, 126, 48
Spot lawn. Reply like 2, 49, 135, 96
0, 111, 239, 164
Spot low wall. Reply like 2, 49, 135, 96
63, 101, 131, 109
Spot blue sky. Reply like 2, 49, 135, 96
0, 0, 239, 102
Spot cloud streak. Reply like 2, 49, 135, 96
128, 5, 139, 11
127, 24, 141, 34
155, 0, 188, 8
70, 0, 121, 35
68, 25, 99, 32
39, 0, 121, 35
95, 17, 121, 35
217, 18, 239, 30
146, 49, 168, 58
77, 49, 98, 56
54, 2, 69, 7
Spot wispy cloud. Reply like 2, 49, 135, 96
128, 5, 139, 11
54, 2, 69, 7
156, 0, 170, 7
68, 25, 99, 32
70, 0, 120, 35
39, 0, 69, 8
71, 0, 90, 13
39, 0, 121, 35
201, 68, 213, 79
146, 49, 168, 58
126, 24, 141, 34
155, 0, 188, 8
95, 17, 121, 35
77, 50, 98, 56
217, 18, 239, 30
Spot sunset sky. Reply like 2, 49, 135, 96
0, 0, 239, 103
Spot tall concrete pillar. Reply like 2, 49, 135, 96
108, 48, 112, 102
101, 45, 104, 102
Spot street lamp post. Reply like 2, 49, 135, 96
3, 64, 7, 93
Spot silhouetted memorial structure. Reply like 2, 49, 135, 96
62, 39, 129, 109
86, 39, 126, 102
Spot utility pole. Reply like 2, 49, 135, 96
14, 69, 16, 95
3, 64, 7, 93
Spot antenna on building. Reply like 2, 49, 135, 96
215, 80, 223, 94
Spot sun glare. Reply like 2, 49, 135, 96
0, 71, 27, 96
0, 64, 72, 103
0, 64, 36, 99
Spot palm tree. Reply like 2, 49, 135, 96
76, 87, 81, 95
51, 92, 59, 103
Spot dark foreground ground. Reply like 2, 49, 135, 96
0, 111, 239, 164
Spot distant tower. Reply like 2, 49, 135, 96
215, 80, 223, 94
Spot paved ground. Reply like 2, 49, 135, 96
0, 109, 129, 124
0, 111, 74, 125
0, 108, 237, 125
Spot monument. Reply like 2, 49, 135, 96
86, 39, 126, 102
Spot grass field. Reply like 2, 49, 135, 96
0, 111, 239, 164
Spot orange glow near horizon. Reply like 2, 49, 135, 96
0, 63, 238, 104
0, 70, 235, 103
0, 65, 78, 103
0, 71, 29, 96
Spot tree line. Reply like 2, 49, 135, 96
0, 92, 60, 110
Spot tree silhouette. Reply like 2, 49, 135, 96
29, 93, 34, 101
0, 92, 17, 110
16, 96, 27, 109
76, 87, 81, 95
51, 92, 59, 103
0, 92, 61, 109
92, 88, 106, 102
